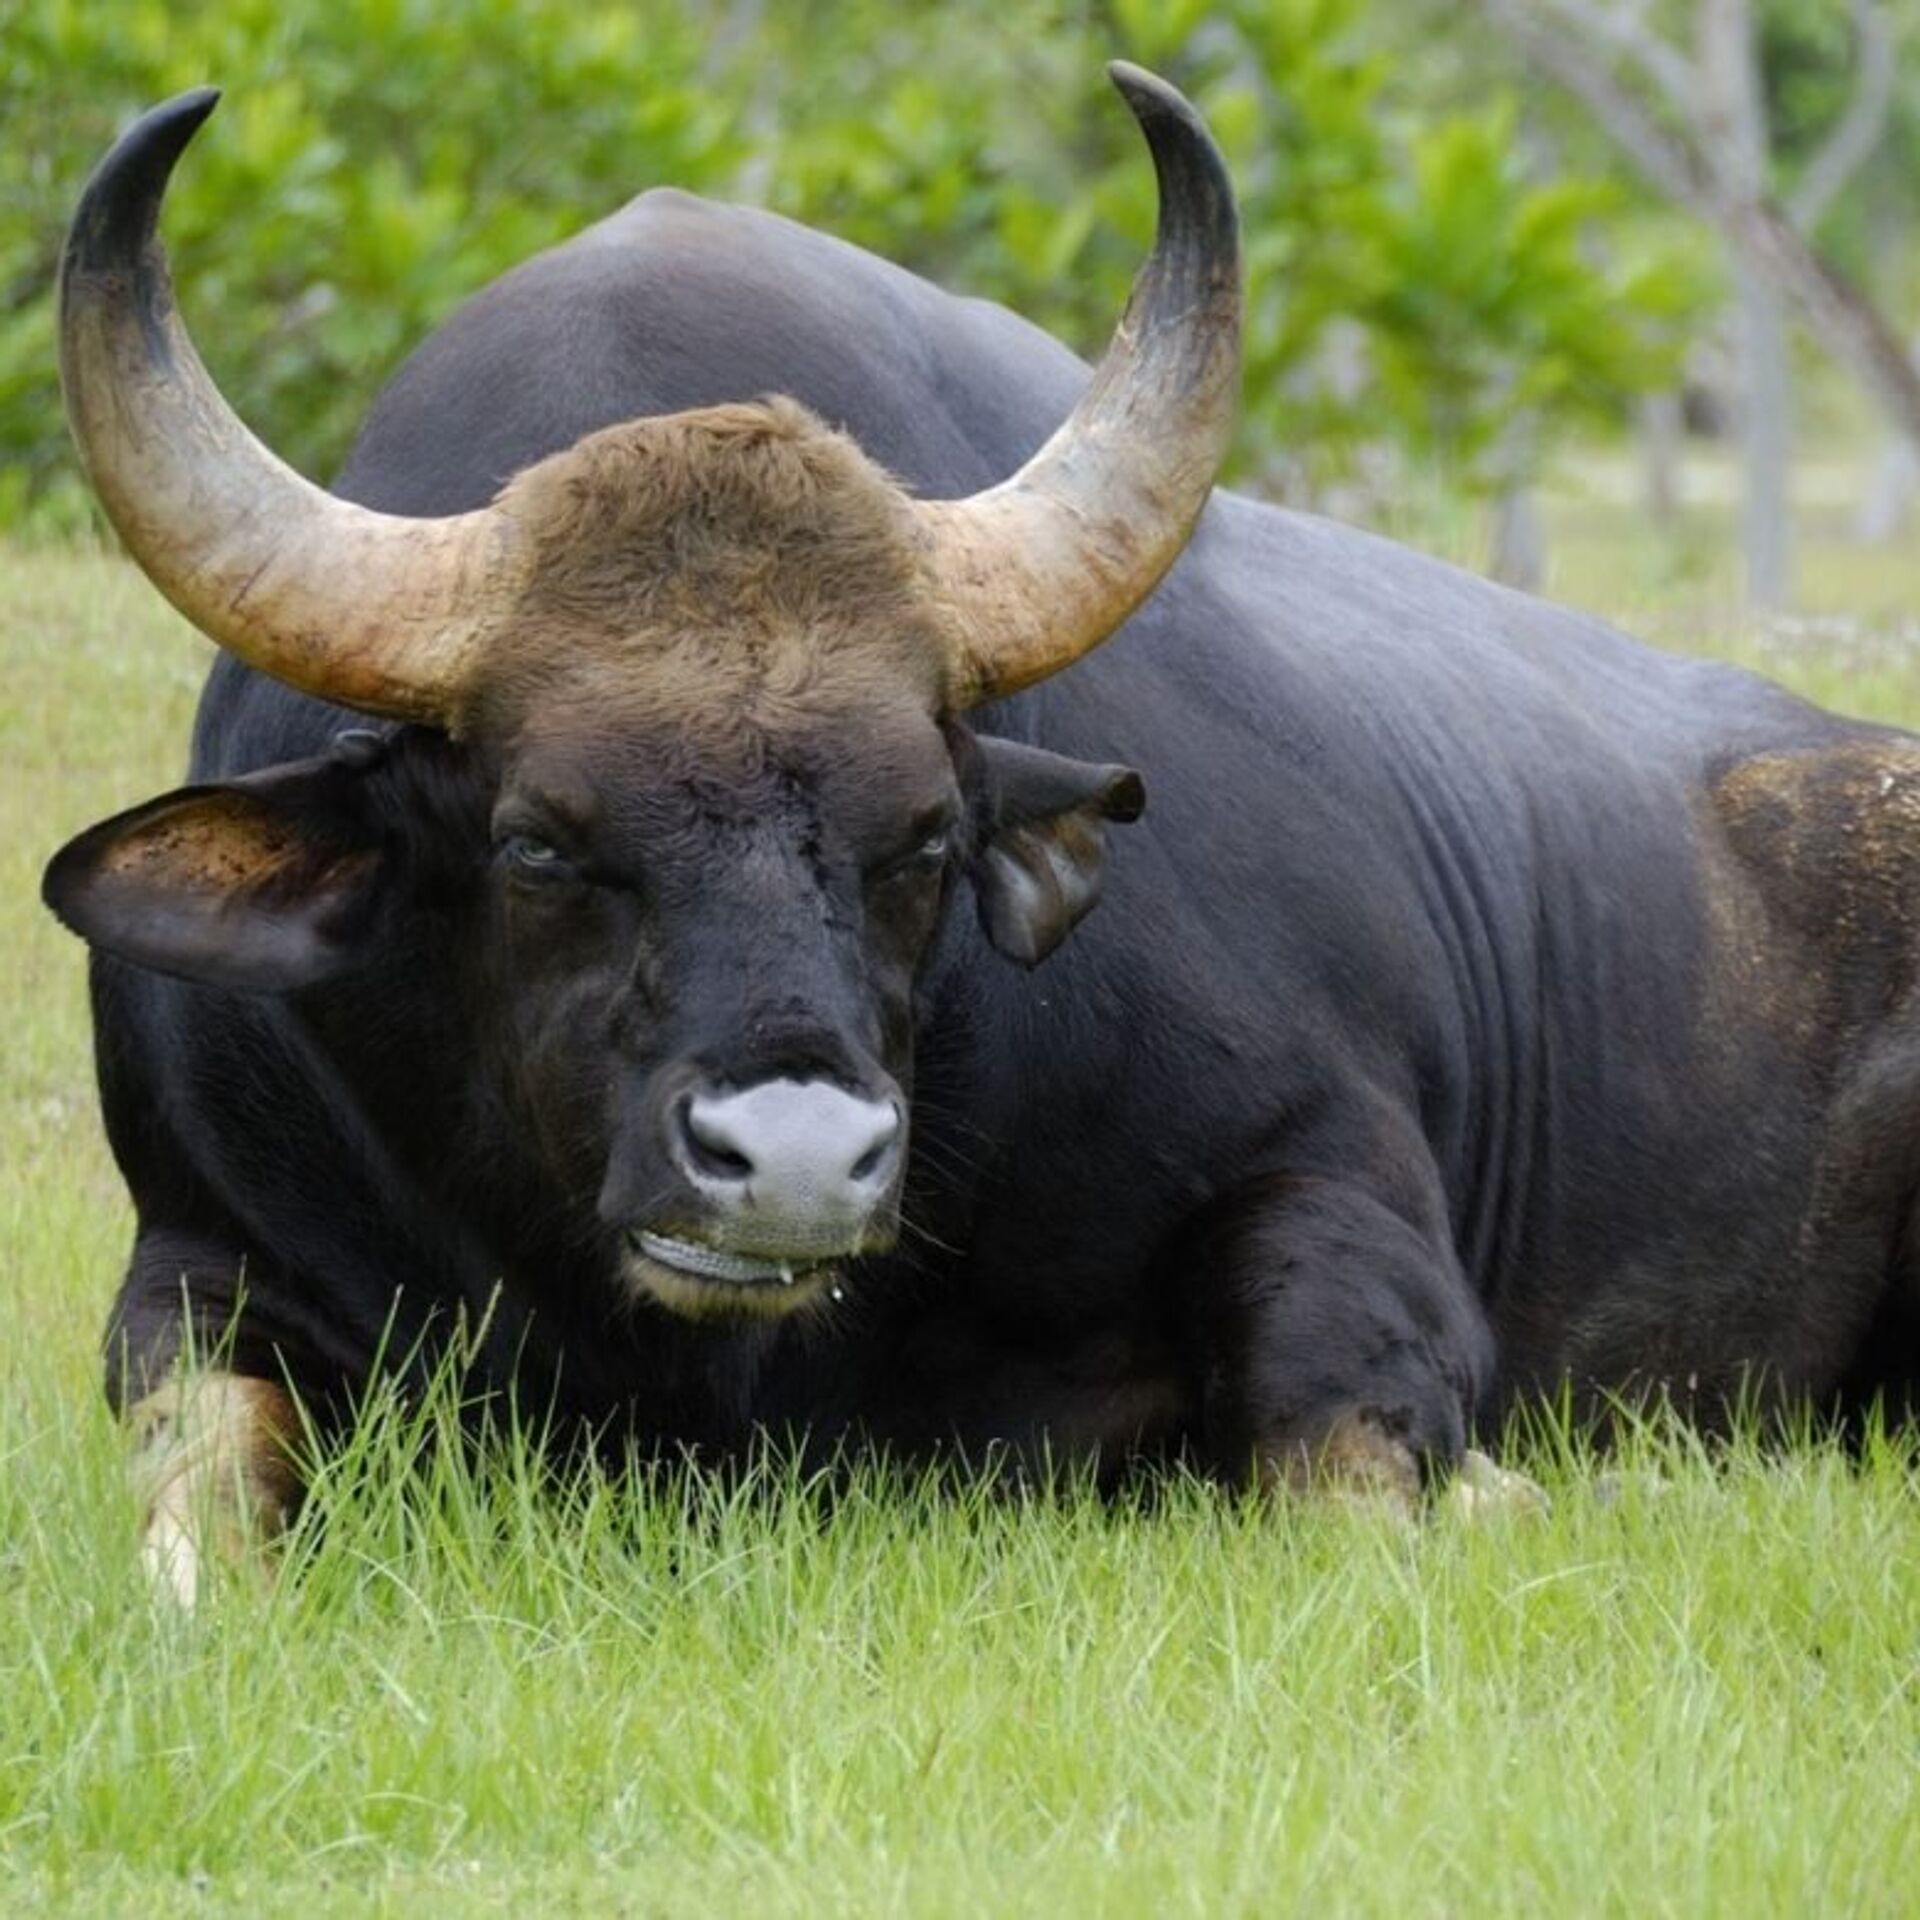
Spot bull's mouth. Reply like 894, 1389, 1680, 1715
632, 1231, 825, 1289
622, 1229, 845, 1318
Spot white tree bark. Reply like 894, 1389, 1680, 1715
1479, 0, 1920, 448
1856, 438, 1920, 543
1639, 389, 1683, 523
1787, 0, 1898, 236
1490, 486, 1547, 591
1732, 263, 1795, 604
1477, 0, 1916, 605
1700, 0, 1793, 606
1856, 331, 1920, 543
1489, 407, 1547, 589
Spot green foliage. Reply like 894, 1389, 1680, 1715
759, 0, 1708, 497
0, 0, 1705, 532
0, 0, 740, 533
1755, 0, 1920, 318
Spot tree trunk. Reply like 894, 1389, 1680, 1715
1725, 198, 1920, 454
1854, 327, 1920, 544
1480, 0, 1920, 476
1491, 486, 1546, 591
1487, 404, 1547, 590
1856, 439, 1920, 544
1699, 0, 1793, 606
1733, 265, 1794, 606
1640, 390, 1683, 523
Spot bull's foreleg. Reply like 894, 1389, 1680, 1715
125, 1371, 301, 1606
1182, 1169, 1539, 1517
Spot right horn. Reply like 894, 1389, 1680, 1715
918, 63, 1242, 708
59, 89, 517, 728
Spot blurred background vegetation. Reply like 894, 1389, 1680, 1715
1, 0, 1915, 611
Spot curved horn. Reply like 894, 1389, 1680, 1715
919, 64, 1242, 708
59, 90, 515, 726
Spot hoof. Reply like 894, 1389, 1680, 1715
1445, 1448, 1550, 1522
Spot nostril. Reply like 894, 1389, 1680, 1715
681, 1098, 755, 1182
849, 1105, 903, 1184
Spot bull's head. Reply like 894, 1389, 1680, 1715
44, 68, 1240, 1317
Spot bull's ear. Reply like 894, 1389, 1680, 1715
965, 735, 1145, 967
42, 732, 403, 991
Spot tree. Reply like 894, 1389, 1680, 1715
0, 0, 1698, 537
1475, 0, 1916, 604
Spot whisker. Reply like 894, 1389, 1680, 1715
895, 1208, 966, 1259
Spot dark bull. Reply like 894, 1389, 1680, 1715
45, 67, 1920, 1601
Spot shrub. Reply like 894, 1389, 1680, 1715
0, 0, 1702, 533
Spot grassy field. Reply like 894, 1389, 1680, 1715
4, 505, 1919, 1916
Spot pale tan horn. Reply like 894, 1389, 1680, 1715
59, 90, 516, 727
918, 64, 1242, 708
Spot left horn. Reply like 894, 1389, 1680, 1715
59, 89, 517, 727
919, 63, 1242, 708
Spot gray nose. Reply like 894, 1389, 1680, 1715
676, 1079, 903, 1246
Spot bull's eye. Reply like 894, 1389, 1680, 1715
875, 830, 951, 885
498, 833, 572, 880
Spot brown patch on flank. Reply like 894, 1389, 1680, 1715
127, 1372, 300, 1606
1692, 738, 1920, 1393
1709, 740, 1920, 1031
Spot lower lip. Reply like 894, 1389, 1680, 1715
629, 1231, 827, 1290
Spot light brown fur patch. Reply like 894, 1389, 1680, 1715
1709, 739, 1920, 1031
471, 398, 951, 741
1258, 1409, 1422, 1513
1444, 1448, 1550, 1522
93, 791, 375, 905
127, 1371, 300, 1607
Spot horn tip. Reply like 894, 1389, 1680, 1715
1103, 59, 1238, 290
65, 88, 222, 278
1104, 61, 1199, 132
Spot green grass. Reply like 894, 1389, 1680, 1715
4, 513, 1920, 1917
